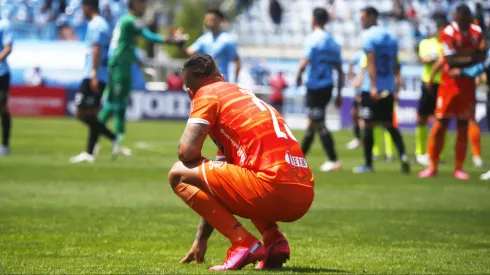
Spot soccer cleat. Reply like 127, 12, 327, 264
70, 152, 95, 163
0, 146, 9, 155
480, 170, 490, 181
320, 161, 342, 172
346, 139, 360, 150
418, 167, 437, 178
415, 154, 430, 166
255, 238, 290, 270
453, 169, 470, 180
473, 156, 483, 168
353, 165, 374, 174
401, 161, 411, 174
209, 238, 264, 271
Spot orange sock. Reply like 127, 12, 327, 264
252, 220, 283, 247
427, 121, 447, 170
174, 182, 251, 244
468, 120, 481, 157
455, 122, 469, 170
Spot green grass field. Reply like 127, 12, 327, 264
1, 118, 490, 274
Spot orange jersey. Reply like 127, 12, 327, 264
189, 81, 314, 186
440, 22, 483, 95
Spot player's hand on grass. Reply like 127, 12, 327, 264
180, 239, 207, 264
90, 77, 99, 93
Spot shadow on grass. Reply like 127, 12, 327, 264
281, 266, 348, 273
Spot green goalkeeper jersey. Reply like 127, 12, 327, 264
108, 14, 143, 67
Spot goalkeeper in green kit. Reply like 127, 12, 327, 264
98, 0, 186, 157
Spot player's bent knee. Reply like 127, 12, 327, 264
168, 161, 184, 190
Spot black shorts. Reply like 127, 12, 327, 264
74, 79, 106, 109
359, 92, 395, 123
0, 73, 10, 105
306, 85, 333, 122
417, 83, 439, 116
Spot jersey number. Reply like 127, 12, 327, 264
377, 53, 391, 77
251, 97, 298, 141
317, 60, 330, 80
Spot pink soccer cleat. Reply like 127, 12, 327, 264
209, 237, 264, 271
453, 169, 470, 180
418, 167, 437, 178
255, 237, 290, 270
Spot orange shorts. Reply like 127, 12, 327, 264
435, 85, 475, 120
198, 159, 314, 223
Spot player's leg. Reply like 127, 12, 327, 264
252, 220, 289, 270
468, 118, 482, 168
317, 86, 340, 171
354, 93, 375, 173
385, 101, 399, 162
347, 97, 361, 149
372, 125, 382, 160
168, 160, 264, 270
380, 95, 409, 174
415, 83, 432, 165
0, 73, 11, 155
454, 118, 470, 179
301, 90, 317, 155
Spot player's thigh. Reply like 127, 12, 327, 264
418, 83, 437, 117
378, 95, 395, 123
168, 159, 206, 190
75, 79, 103, 111
306, 86, 332, 123
359, 92, 376, 124
0, 73, 10, 113
199, 160, 314, 222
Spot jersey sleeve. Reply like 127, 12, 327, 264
226, 39, 238, 60
361, 32, 374, 53
2, 22, 13, 47
189, 36, 205, 53
440, 26, 456, 56
188, 88, 219, 126
88, 24, 103, 46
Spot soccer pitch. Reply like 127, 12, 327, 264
1, 118, 489, 274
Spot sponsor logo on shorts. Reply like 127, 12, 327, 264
208, 160, 227, 170
285, 151, 308, 168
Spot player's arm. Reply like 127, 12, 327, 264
296, 58, 308, 87
196, 217, 214, 241
0, 24, 13, 61
366, 51, 377, 96
334, 61, 344, 107
0, 44, 12, 61
233, 56, 241, 83
178, 123, 209, 163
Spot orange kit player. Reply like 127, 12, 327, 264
419, 4, 487, 180
168, 54, 315, 270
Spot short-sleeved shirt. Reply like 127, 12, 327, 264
188, 81, 314, 185
109, 14, 145, 67
83, 15, 111, 83
189, 32, 238, 81
440, 22, 483, 90
302, 29, 341, 89
359, 54, 401, 93
361, 25, 398, 93
419, 37, 442, 83
0, 19, 13, 77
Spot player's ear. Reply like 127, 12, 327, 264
185, 86, 195, 99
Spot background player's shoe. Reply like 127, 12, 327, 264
401, 161, 411, 174
0, 146, 9, 155
121, 146, 132, 157
453, 170, 470, 180
346, 139, 360, 150
416, 154, 430, 166
70, 152, 95, 163
256, 238, 290, 270
320, 161, 342, 172
418, 167, 437, 178
111, 140, 121, 160
473, 156, 483, 168
209, 236, 264, 271
480, 170, 490, 180
353, 165, 374, 174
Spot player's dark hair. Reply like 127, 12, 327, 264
82, 0, 99, 10
455, 3, 472, 16
182, 54, 220, 78
362, 6, 379, 18
313, 7, 329, 26
206, 8, 225, 20
435, 17, 449, 28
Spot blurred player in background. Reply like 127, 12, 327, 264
97, 0, 186, 157
269, 71, 288, 114
0, 17, 12, 155
186, 8, 240, 83
70, 0, 117, 163
346, 51, 363, 150
419, 4, 486, 180
354, 6, 410, 174
296, 7, 344, 172
170, 54, 314, 270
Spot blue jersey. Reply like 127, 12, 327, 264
361, 26, 398, 93
189, 31, 238, 81
303, 29, 341, 89
83, 15, 111, 83
0, 19, 13, 77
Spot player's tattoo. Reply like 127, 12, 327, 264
178, 123, 209, 162
195, 217, 214, 241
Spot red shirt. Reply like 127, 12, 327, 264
440, 22, 483, 93
188, 81, 313, 185
269, 74, 288, 103
166, 74, 184, 91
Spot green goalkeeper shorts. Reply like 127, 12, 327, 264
104, 63, 132, 108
